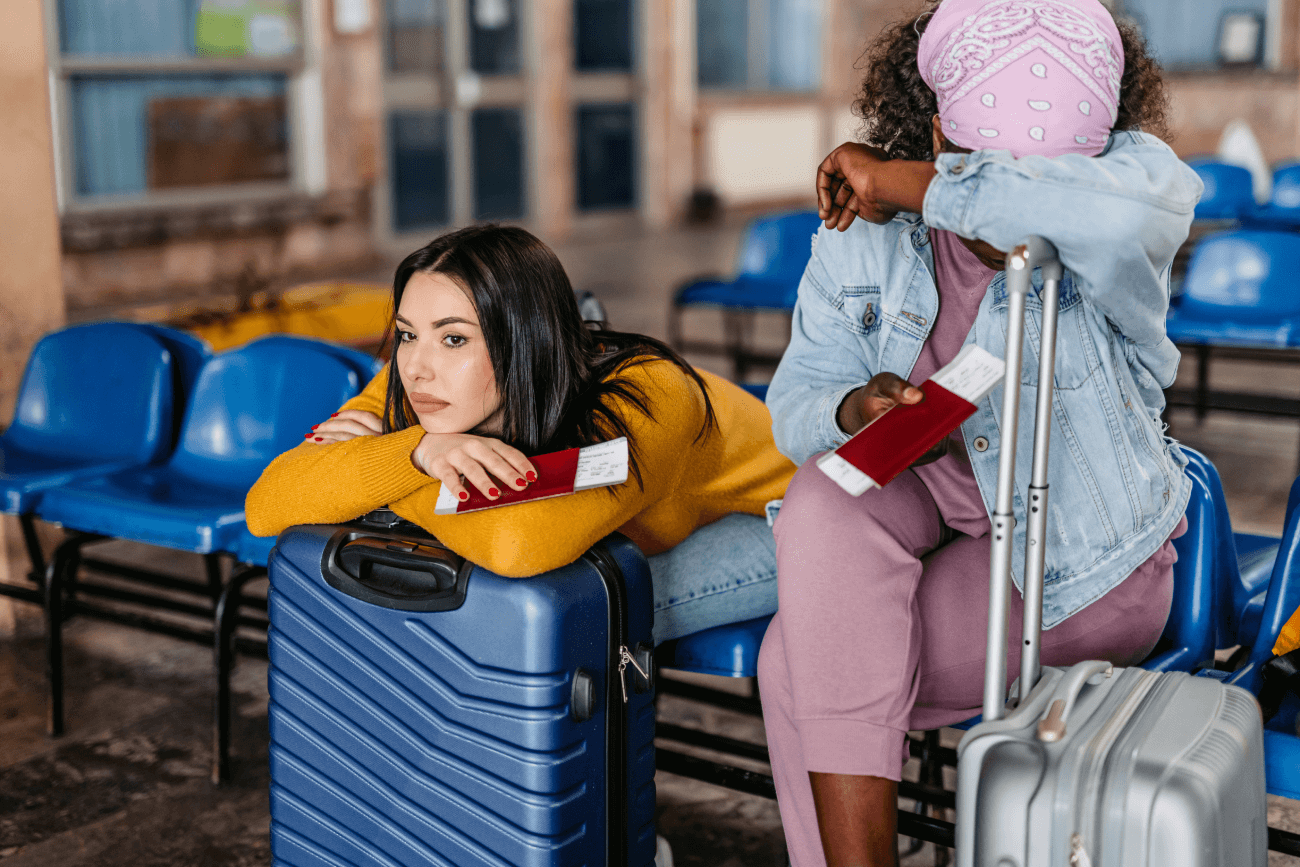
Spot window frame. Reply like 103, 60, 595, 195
696, 0, 822, 94
44, 0, 324, 214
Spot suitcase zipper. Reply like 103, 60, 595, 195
1072, 669, 1159, 861
582, 542, 634, 867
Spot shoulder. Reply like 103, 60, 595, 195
602, 357, 708, 431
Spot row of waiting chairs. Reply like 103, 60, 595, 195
0, 322, 379, 781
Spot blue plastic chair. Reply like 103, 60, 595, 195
668, 211, 822, 378
1220, 475, 1300, 800
1244, 161, 1300, 228
1189, 160, 1257, 222
0, 322, 179, 598
251, 333, 383, 381
35, 335, 365, 736
1165, 230, 1300, 456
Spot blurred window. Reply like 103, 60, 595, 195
471, 107, 526, 220
387, 0, 445, 74
53, 0, 303, 202
697, 0, 820, 91
390, 111, 452, 230
575, 0, 633, 72
469, 0, 521, 75
576, 103, 636, 211
1121, 0, 1272, 68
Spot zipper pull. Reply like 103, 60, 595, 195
617, 645, 647, 703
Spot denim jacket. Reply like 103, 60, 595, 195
768, 131, 1202, 628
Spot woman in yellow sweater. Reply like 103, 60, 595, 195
246, 224, 795, 643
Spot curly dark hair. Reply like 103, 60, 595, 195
854, 2, 1171, 160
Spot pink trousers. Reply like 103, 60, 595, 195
755, 459, 1178, 867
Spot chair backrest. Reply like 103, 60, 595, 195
1271, 162, 1300, 211
5, 322, 173, 465
168, 337, 362, 491
735, 211, 824, 289
250, 333, 384, 381
118, 323, 212, 448
1179, 230, 1300, 322
1189, 160, 1255, 220
1149, 448, 1222, 672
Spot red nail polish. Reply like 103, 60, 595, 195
525, 471, 537, 482
489, 488, 500, 498
458, 491, 468, 501
311, 424, 318, 429
516, 478, 526, 486
314, 437, 323, 442
303, 433, 311, 438
330, 413, 338, 417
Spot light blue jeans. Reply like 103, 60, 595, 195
646, 512, 778, 645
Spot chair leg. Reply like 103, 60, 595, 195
43, 536, 88, 736
668, 304, 684, 352
724, 311, 748, 381
1195, 345, 1211, 425
213, 564, 265, 785
204, 552, 224, 604
20, 513, 46, 587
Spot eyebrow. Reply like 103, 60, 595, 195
395, 313, 477, 329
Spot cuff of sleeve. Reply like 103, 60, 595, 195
797, 717, 908, 782
815, 383, 867, 451
922, 152, 979, 235
359, 426, 433, 504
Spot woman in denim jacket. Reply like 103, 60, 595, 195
756, 2, 1204, 865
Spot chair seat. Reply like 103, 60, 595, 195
37, 466, 248, 554
676, 277, 797, 312
0, 441, 138, 514
658, 615, 772, 678
1166, 314, 1297, 347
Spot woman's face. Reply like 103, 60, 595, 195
395, 270, 503, 435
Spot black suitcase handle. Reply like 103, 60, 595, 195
321, 527, 471, 612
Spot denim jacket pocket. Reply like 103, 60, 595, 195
840, 286, 883, 336
997, 280, 1099, 390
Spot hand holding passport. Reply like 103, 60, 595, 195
819, 345, 1006, 495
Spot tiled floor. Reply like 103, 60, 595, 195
3, 217, 1300, 865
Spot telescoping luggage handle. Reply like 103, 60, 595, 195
982, 236, 1064, 722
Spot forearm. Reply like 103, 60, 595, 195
245, 426, 431, 536
868, 159, 938, 216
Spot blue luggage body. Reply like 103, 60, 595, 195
266, 516, 657, 867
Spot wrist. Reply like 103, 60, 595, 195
836, 386, 866, 436
877, 160, 938, 215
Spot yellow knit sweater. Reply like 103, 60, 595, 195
245, 359, 796, 577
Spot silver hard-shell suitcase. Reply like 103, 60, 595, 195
954, 238, 1268, 867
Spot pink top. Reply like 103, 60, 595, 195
912, 228, 1183, 571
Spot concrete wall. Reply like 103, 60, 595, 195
0, 1, 66, 636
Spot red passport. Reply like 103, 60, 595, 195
818, 346, 1005, 495
434, 438, 629, 514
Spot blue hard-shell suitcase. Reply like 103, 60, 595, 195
266, 511, 657, 867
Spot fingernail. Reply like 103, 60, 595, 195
516, 478, 526, 487
311, 424, 318, 430
488, 487, 500, 498
525, 471, 536, 482
313, 437, 323, 442
304, 433, 311, 438
330, 413, 338, 417
458, 491, 469, 501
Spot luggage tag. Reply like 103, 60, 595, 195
817, 345, 1006, 495
434, 437, 629, 514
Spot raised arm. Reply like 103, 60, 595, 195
388, 360, 708, 577
924, 132, 1201, 346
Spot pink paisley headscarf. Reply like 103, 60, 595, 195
917, 0, 1124, 158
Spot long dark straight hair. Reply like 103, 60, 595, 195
382, 224, 717, 488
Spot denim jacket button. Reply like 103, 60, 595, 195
863, 303, 876, 327
973, 436, 990, 452
951, 158, 965, 174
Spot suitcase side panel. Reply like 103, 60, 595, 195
268, 524, 640, 867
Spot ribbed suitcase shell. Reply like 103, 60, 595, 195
956, 664, 1267, 866
266, 523, 657, 867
